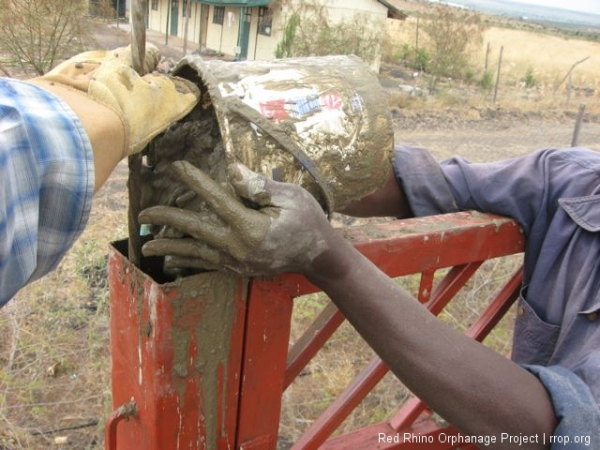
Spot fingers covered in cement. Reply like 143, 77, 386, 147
171, 161, 269, 246
143, 239, 243, 274
139, 205, 242, 259
228, 162, 306, 211
140, 161, 334, 275
228, 163, 273, 206
139, 161, 271, 263
143, 238, 224, 266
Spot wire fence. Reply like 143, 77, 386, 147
392, 106, 600, 163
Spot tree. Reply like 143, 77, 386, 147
421, 5, 486, 92
275, 0, 384, 67
275, 11, 299, 58
0, 0, 90, 75
90, 0, 118, 22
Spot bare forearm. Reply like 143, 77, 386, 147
338, 171, 413, 218
306, 235, 557, 449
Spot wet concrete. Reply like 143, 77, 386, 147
141, 55, 394, 274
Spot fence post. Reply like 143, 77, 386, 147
415, 16, 420, 69
493, 45, 503, 104
571, 103, 586, 147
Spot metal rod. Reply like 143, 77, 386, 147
104, 399, 138, 450
127, 0, 147, 267
165, 0, 171, 46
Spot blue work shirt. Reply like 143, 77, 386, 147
394, 145, 600, 447
0, 79, 94, 306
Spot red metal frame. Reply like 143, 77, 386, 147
107, 211, 525, 450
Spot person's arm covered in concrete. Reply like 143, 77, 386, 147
139, 161, 559, 449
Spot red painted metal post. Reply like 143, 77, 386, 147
107, 240, 248, 450
106, 212, 525, 450
235, 277, 301, 449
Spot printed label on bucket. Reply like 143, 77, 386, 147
256, 91, 350, 121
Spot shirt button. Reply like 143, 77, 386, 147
517, 307, 525, 316
587, 312, 598, 322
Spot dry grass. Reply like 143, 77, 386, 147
384, 15, 600, 113
481, 27, 600, 88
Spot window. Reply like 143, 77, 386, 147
213, 6, 225, 25
151, 0, 158, 11
258, 7, 272, 36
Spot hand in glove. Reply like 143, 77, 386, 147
138, 161, 337, 276
29, 44, 199, 158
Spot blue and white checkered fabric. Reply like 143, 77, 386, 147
0, 78, 94, 306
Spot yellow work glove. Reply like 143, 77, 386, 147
29, 44, 199, 157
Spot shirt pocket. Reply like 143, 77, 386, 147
512, 287, 561, 366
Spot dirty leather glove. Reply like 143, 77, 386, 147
138, 161, 334, 276
28, 44, 199, 157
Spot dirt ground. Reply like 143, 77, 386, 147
1, 17, 600, 450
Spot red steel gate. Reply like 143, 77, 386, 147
106, 211, 525, 449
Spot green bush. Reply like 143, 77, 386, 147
480, 70, 494, 91
421, 5, 487, 91
395, 44, 430, 72
523, 68, 537, 88
275, 0, 383, 67
414, 47, 431, 72
275, 11, 299, 58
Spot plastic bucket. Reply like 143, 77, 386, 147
173, 55, 394, 214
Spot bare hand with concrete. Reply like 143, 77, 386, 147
139, 161, 340, 276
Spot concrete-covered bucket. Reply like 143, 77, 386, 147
169, 54, 394, 214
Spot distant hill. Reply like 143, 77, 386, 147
437, 0, 600, 29
389, 0, 600, 31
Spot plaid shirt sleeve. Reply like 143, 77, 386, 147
0, 78, 94, 306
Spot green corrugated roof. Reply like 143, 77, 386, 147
198, 0, 406, 18
199, 0, 270, 6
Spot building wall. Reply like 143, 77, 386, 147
201, 5, 241, 57
179, 1, 203, 51
327, 0, 388, 21
145, 0, 391, 68
250, 6, 283, 60
148, 0, 168, 35
147, 0, 206, 51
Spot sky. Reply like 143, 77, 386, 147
515, 0, 599, 14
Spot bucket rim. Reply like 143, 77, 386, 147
174, 55, 335, 217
